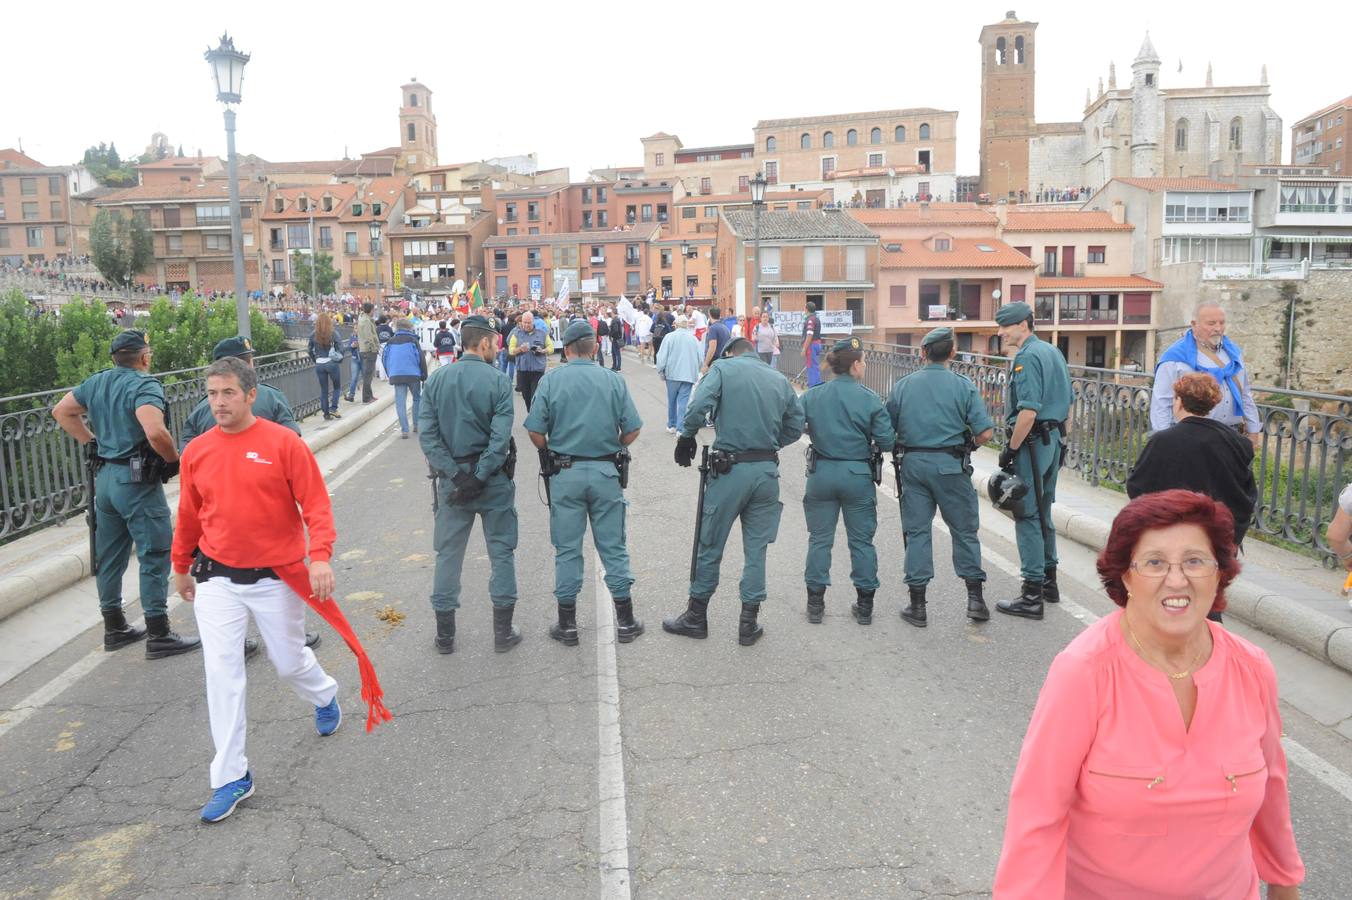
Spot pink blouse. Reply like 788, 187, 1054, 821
994, 609, 1304, 899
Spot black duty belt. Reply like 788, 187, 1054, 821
903, 445, 967, 454
727, 449, 778, 463
99, 457, 132, 465
809, 448, 871, 462
453, 452, 483, 464
190, 551, 278, 585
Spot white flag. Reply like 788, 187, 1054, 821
554, 276, 570, 308
616, 295, 637, 327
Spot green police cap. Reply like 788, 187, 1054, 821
212, 335, 254, 360
832, 336, 863, 353
461, 314, 495, 331
921, 327, 954, 348
562, 320, 595, 346
110, 329, 148, 354
721, 336, 754, 358
994, 302, 1034, 326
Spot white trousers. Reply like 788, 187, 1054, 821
193, 577, 338, 788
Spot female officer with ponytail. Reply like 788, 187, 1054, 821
800, 337, 896, 625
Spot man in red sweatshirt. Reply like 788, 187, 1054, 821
173, 356, 342, 823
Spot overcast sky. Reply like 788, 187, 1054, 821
2, 0, 1340, 179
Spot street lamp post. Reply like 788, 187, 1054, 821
205, 33, 251, 337
749, 172, 767, 321
369, 221, 383, 301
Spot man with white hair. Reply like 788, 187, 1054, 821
1150, 301, 1261, 445
656, 315, 703, 434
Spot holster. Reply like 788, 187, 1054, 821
869, 444, 884, 486
805, 446, 818, 476
616, 448, 631, 489
503, 437, 518, 481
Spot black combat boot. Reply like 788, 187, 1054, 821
900, 585, 928, 628
806, 586, 826, 624
493, 605, 523, 652
434, 610, 456, 654
549, 604, 579, 646
102, 608, 146, 651
662, 597, 709, 639
613, 599, 644, 643
851, 588, 875, 625
1042, 567, 1060, 604
738, 602, 764, 646
144, 614, 202, 659
996, 580, 1045, 620
966, 580, 990, 622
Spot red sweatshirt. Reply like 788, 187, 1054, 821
172, 418, 335, 573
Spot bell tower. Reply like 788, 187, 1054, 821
979, 11, 1037, 198
399, 79, 438, 172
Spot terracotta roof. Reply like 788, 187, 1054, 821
0, 148, 45, 168
483, 223, 660, 248
334, 157, 395, 178
1003, 210, 1133, 232
1033, 275, 1162, 291
676, 190, 828, 206
756, 107, 954, 128
675, 143, 753, 155
653, 235, 715, 245
497, 184, 568, 199
339, 177, 409, 223
362, 146, 403, 158
95, 181, 266, 204
1295, 94, 1352, 124
136, 156, 216, 170
1112, 177, 1241, 192
881, 238, 1037, 270
849, 205, 997, 226
724, 210, 877, 241
261, 184, 359, 221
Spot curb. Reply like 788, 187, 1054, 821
968, 468, 1352, 676
0, 393, 394, 624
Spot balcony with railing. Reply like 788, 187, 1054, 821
759, 260, 874, 285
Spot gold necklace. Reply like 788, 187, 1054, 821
1124, 615, 1207, 680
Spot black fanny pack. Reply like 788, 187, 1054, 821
191, 551, 278, 585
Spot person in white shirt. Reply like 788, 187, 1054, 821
636, 310, 654, 364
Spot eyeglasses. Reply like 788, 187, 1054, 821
1128, 557, 1219, 579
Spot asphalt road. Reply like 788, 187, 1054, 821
1, 357, 1350, 899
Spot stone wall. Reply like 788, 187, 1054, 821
1028, 131, 1084, 193
1159, 264, 1352, 393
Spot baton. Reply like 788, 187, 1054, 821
892, 449, 907, 550
84, 450, 98, 570
1024, 439, 1052, 559
427, 463, 439, 514
690, 446, 710, 584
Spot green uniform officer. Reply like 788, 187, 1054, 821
525, 320, 644, 646
992, 302, 1074, 621
51, 330, 201, 659
801, 337, 896, 625
179, 336, 299, 449
887, 327, 996, 626
666, 337, 805, 646
418, 315, 522, 654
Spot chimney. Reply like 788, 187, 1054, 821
993, 203, 1008, 227
1111, 199, 1126, 224
919, 201, 930, 218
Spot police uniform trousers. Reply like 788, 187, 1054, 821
690, 461, 784, 604
193, 575, 337, 789
431, 470, 519, 611
900, 453, 986, 586
94, 464, 172, 617
1010, 430, 1061, 581
549, 462, 633, 604
802, 459, 879, 592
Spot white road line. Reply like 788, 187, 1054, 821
594, 554, 633, 900
0, 428, 398, 745
875, 479, 1352, 804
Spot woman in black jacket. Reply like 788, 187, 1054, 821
1127, 371, 1258, 547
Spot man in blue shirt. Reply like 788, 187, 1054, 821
701, 306, 732, 375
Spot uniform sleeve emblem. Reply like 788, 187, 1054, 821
1014, 365, 1024, 372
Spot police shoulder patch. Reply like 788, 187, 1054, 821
1014, 365, 1024, 372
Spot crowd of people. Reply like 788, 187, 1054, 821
45, 283, 1352, 895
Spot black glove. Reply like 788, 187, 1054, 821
160, 460, 181, 482
674, 435, 697, 468
998, 444, 1018, 471
449, 470, 486, 504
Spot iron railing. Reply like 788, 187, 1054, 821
777, 336, 1352, 563
0, 351, 321, 544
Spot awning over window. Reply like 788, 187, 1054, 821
1264, 234, 1352, 244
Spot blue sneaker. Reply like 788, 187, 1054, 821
315, 695, 341, 736
201, 772, 254, 823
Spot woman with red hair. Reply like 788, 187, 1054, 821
994, 490, 1304, 898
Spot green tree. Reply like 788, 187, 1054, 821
289, 250, 341, 296
0, 290, 59, 399
53, 298, 118, 386
142, 294, 284, 376
82, 142, 138, 187
90, 209, 154, 292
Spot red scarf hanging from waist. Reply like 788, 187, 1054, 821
274, 562, 393, 732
